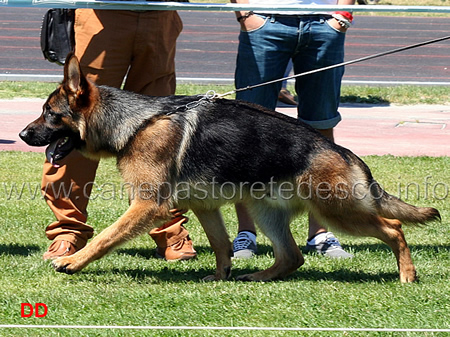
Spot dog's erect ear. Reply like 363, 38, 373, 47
63, 52, 85, 95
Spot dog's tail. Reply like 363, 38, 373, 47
371, 181, 441, 225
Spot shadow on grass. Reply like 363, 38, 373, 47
340, 95, 390, 104
117, 247, 154, 259
285, 93, 390, 105
111, 242, 448, 283
103, 264, 399, 284
0, 243, 41, 256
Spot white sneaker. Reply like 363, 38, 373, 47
306, 232, 353, 259
232, 231, 257, 259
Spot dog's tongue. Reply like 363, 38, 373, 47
45, 137, 74, 167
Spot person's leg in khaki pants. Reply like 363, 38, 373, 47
42, 150, 98, 259
42, 9, 196, 261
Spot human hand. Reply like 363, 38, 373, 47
239, 14, 265, 32
327, 17, 349, 33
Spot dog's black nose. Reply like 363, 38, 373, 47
19, 128, 32, 142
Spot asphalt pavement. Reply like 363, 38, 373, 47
1, 9, 450, 84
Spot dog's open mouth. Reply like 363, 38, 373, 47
45, 137, 75, 167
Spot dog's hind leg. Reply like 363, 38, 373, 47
236, 204, 304, 281
52, 200, 169, 274
322, 212, 417, 283
365, 216, 416, 283
193, 208, 233, 281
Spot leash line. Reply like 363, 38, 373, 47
215, 35, 450, 99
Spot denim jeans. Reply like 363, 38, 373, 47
235, 14, 346, 129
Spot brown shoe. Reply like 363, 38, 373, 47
149, 212, 197, 261
43, 240, 79, 260
155, 235, 197, 261
278, 88, 297, 106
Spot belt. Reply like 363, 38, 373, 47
256, 13, 332, 18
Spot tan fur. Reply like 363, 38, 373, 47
54, 118, 184, 274
51, 118, 435, 283
21, 55, 439, 283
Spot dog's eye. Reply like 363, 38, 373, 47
45, 105, 54, 115
44, 107, 62, 123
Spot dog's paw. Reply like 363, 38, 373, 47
202, 271, 231, 282
202, 266, 232, 281
202, 275, 219, 282
236, 274, 256, 282
236, 272, 271, 282
52, 256, 80, 274
400, 269, 418, 283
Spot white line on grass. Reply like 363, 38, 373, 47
0, 325, 449, 332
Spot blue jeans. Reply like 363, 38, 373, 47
235, 14, 346, 129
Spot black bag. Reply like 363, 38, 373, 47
40, 9, 75, 66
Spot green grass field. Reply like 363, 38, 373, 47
0, 152, 449, 336
1, 7, 449, 329
1, 82, 449, 105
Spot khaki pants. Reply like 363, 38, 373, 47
42, 9, 183, 248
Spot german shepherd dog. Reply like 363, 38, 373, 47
20, 54, 440, 283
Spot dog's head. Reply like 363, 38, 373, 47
19, 54, 93, 167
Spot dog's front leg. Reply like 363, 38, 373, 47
193, 208, 233, 281
52, 200, 167, 274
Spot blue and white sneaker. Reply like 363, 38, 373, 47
232, 231, 257, 259
306, 232, 353, 259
